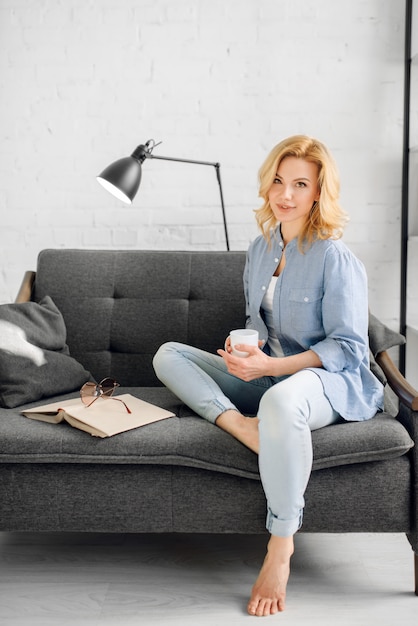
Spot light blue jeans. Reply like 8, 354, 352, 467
153, 342, 340, 537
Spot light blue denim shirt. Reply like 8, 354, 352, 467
244, 229, 384, 421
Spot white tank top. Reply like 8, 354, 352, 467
261, 275, 284, 358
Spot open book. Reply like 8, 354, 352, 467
21, 394, 175, 438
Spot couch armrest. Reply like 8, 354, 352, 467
14, 271, 36, 303
376, 350, 418, 411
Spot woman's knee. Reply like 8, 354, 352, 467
259, 381, 303, 414
259, 382, 308, 434
152, 341, 180, 377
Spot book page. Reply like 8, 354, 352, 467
21, 398, 82, 423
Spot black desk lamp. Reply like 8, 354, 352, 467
97, 139, 230, 251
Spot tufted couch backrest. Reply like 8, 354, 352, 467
32, 250, 247, 386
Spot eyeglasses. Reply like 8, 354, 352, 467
80, 378, 131, 414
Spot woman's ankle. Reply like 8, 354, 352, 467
267, 534, 295, 561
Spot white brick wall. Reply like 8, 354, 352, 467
0, 0, 405, 329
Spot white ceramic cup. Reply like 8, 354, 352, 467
229, 328, 259, 357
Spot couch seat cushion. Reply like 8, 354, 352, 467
0, 388, 413, 478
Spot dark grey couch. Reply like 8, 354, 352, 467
1, 249, 417, 595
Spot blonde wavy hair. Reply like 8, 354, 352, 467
255, 135, 349, 248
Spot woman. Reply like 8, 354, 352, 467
153, 135, 384, 617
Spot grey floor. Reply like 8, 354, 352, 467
0, 531, 415, 625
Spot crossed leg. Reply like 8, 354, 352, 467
216, 372, 339, 617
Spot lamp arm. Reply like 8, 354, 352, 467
144, 152, 230, 251
148, 154, 219, 168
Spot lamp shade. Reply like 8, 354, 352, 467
97, 156, 142, 204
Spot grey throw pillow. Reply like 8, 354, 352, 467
0, 296, 91, 408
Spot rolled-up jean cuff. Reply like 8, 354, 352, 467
266, 509, 303, 537
205, 399, 238, 424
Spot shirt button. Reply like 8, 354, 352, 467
304, 297, 309, 302
279, 242, 284, 248
274, 257, 279, 263
262, 285, 266, 291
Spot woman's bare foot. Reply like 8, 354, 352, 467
215, 410, 259, 453
247, 535, 294, 617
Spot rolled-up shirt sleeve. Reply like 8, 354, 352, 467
309, 245, 369, 373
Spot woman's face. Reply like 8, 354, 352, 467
268, 156, 320, 234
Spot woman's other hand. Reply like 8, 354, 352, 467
217, 343, 270, 381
